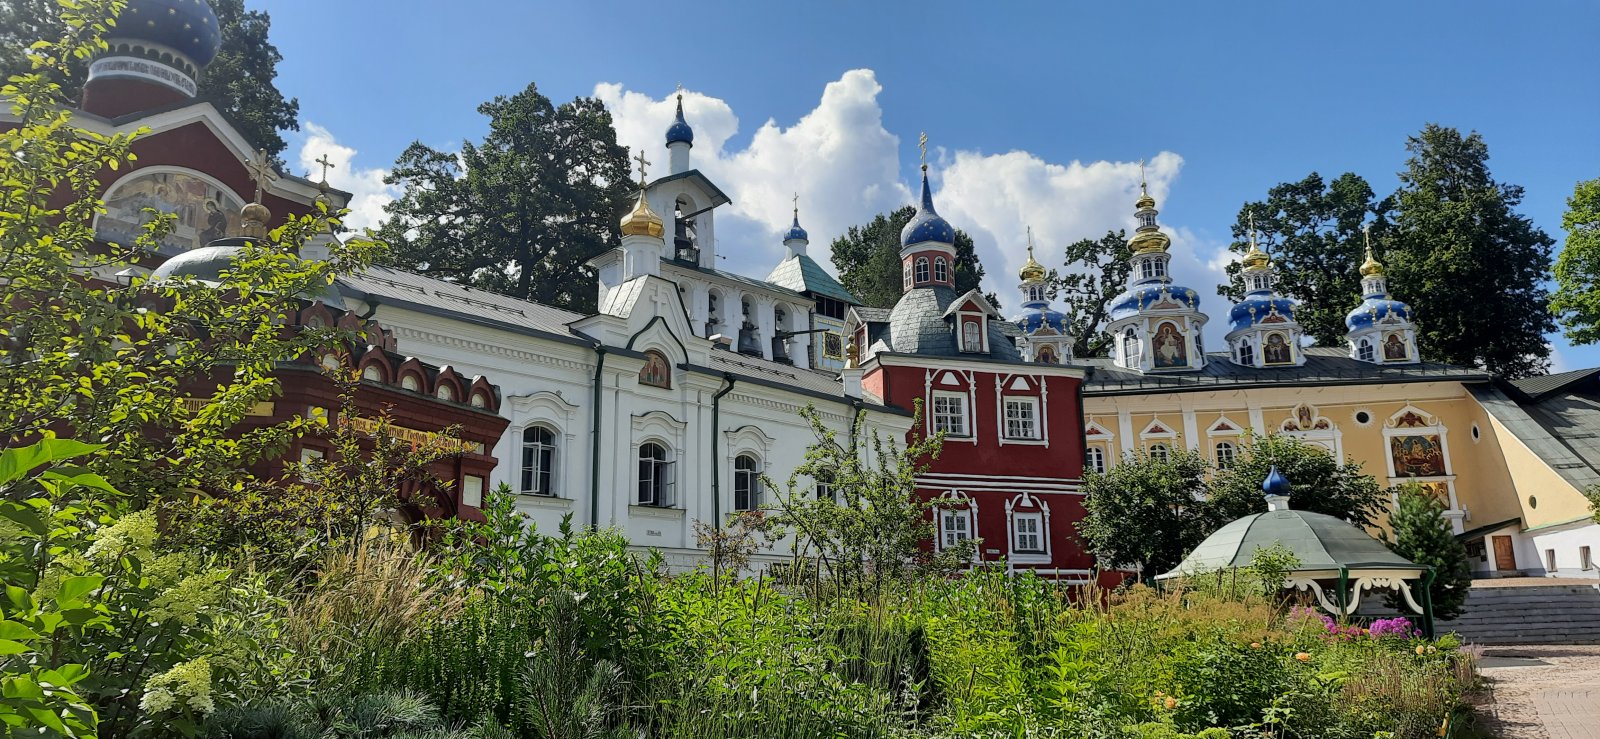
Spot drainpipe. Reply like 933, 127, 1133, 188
1336, 566, 1350, 617
710, 373, 736, 527
589, 347, 607, 528
1420, 568, 1437, 639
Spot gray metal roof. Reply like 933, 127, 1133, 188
1081, 347, 1491, 396
705, 351, 843, 398
662, 258, 809, 301
338, 266, 587, 343
1472, 380, 1600, 492
647, 170, 732, 207
1507, 367, 1600, 401
884, 286, 1022, 361
1159, 506, 1422, 579
852, 306, 892, 323
765, 255, 860, 305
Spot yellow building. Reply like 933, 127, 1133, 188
1068, 188, 1599, 579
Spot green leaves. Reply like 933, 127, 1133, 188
1551, 178, 1600, 344
0, 438, 102, 487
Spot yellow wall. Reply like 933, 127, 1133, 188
1483, 412, 1593, 529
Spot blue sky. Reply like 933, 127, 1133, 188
264, 0, 1598, 371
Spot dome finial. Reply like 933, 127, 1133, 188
1019, 226, 1046, 282
918, 131, 929, 173
620, 150, 663, 238
238, 148, 274, 239
1241, 211, 1270, 270
665, 85, 694, 147
1262, 465, 1292, 510
900, 132, 956, 249
1135, 158, 1156, 210
783, 192, 808, 243
1359, 224, 1384, 277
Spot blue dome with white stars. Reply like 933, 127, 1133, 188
900, 171, 955, 247
1108, 283, 1203, 322
1346, 296, 1413, 332
784, 214, 807, 242
117, 0, 222, 68
1013, 307, 1072, 336
1229, 295, 1298, 332
665, 96, 693, 146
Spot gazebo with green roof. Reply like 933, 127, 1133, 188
1157, 466, 1436, 636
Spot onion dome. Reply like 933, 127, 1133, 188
1128, 182, 1171, 255
1345, 297, 1413, 333
1019, 242, 1046, 283
1262, 466, 1291, 497
118, 0, 223, 67
1128, 229, 1171, 254
1359, 246, 1384, 277
784, 208, 808, 242
665, 94, 694, 147
620, 190, 664, 238
1241, 241, 1271, 271
1228, 296, 1295, 332
1107, 282, 1203, 322
900, 167, 955, 248
1013, 306, 1071, 336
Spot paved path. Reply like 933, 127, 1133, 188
1476, 645, 1600, 738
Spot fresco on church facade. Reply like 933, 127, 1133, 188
1390, 434, 1447, 477
1152, 322, 1188, 368
98, 170, 242, 253
1263, 332, 1294, 365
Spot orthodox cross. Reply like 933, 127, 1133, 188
918, 132, 928, 170
633, 149, 650, 188
1137, 158, 1148, 193
792, 192, 799, 218
1248, 211, 1257, 249
244, 148, 274, 204
1027, 225, 1035, 258
315, 153, 336, 183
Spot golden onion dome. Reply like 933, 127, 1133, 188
1135, 191, 1156, 210
1019, 254, 1046, 282
1359, 246, 1384, 277
1128, 229, 1170, 254
619, 190, 664, 238
239, 201, 271, 239
1241, 243, 1271, 271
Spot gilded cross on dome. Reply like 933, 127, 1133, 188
1138, 158, 1148, 192
244, 148, 274, 204
792, 191, 800, 217
632, 150, 651, 188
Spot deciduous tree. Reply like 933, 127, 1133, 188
1219, 173, 1378, 346
1205, 433, 1386, 529
829, 205, 999, 310
1075, 448, 1213, 580
376, 83, 631, 313
1550, 178, 1600, 344
1054, 229, 1129, 357
1384, 124, 1555, 378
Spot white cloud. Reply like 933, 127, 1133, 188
600, 72, 1235, 346
293, 122, 398, 233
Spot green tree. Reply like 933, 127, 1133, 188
772, 402, 972, 598
1206, 434, 1386, 529
1385, 124, 1556, 378
376, 82, 631, 314
1550, 178, 1600, 344
829, 205, 999, 310
1383, 484, 1473, 621
0, 0, 301, 160
1219, 173, 1378, 346
1054, 229, 1129, 357
1075, 448, 1213, 580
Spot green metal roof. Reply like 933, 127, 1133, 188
1158, 507, 1421, 579
765, 254, 860, 305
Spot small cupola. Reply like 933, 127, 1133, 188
665, 87, 694, 174
81, 0, 224, 117
898, 133, 958, 292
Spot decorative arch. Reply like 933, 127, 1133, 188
639, 350, 672, 389
934, 490, 977, 555
1005, 492, 1052, 564
395, 358, 427, 393
95, 166, 245, 254
1281, 402, 1342, 456
356, 348, 392, 383
432, 366, 465, 403
465, 376, 498, 411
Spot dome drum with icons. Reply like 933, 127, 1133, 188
1343, 236, 1420, 365
1224, 219, 1306, 368
1103, 170, 1207, 374
1010, 229, 1073, 363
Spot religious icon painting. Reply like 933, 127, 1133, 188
1263, 332, 1294, 365
1390, 434, 1447, 477
98, 170, 243, 254
639, 350, 672, 389
1151, 321, 1188, 368
1383, 333, 1409, 361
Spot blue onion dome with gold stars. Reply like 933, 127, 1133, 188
1345, 246, 1413, 332
1228, 243, 1297, 332
665, 94, 694, 147
1108, 282, 1203, 322
900, 167, 955, 247
1012, 237, 1070, 334
118, 0, 222, 67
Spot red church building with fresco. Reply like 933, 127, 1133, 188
845, 152, 1112, 583
5, 0, 510, 521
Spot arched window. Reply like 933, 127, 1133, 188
1140, 259, 1156, 280
1153, 260, 1166, 278
361, 364, 384, 382
814, 471, 835, 501
637, 443, 673, 507
521, 426, 557, 496
1139, 212, 1156, 228
961, 320, 982, 352
1122, 328, 1140, 368
903, 263, 912, 290
1214, 441, 1237, 470
933, 256, 949, 283
400, 374, 421, 392
1085, 446, 1106, 475
914, 257, 930, 284
639, 350, 672, 388
436, 383, 455, 401
1148, 443, 1170, 463
1237, 338, 1254, 365
1357, 337, 1375, 362
734, 454, 762, 511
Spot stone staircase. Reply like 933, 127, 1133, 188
1442, 581, 1600, 645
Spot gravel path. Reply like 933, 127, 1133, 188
1475, 645, 1600, 738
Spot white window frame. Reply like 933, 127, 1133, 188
1214, 440, 1237, 470
1085, 445, 1106, 475
934, 256, 949, 283
1148, 443, 1170, 463
1012, 511, 1045, 553
1002, 396, 1041, 440
931, 391, 970, 438
520, 425, 558, 497
637, 442, 676, 507
1004, 492, 1052, 565
960, 319, 983, 352
939, 507, 973, 550
1237, 338, 1254, 366
1357, 337, 1375, 362
914, 257, 930, 284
